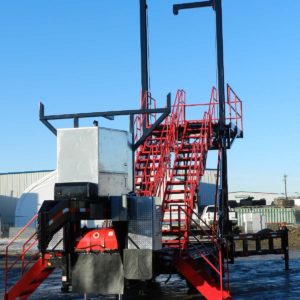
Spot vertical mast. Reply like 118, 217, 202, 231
139, 0, 149, 130
214, 0, 229, 236
173, 0, 230, 236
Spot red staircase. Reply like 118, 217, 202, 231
175, 254, 230, 300
174, 205, 231, 300
162, 115, 211, 246
135, 90, 186, 197
5, 256, 54, 300
134, 87, 242, 299
4, 215, 54, 300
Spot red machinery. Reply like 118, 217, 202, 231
4, 87, 240, 300
75, 228, 118, 253
134, 86, 242, 299
6, 1, 290, 300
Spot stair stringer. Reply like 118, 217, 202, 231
5, 256, 54, 300
175, 255, 231, 300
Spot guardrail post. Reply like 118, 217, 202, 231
282, 226, 289, 270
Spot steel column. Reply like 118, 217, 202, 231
139, 0, 149, 130
172, 0, 230, 236
140, 0, 149, 97
214, 0, 229, 236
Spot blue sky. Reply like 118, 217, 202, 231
0, 0, 299, 194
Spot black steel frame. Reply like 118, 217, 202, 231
173, 0, 230, 236
39, 0, 171, 193
39, 94, 170, 194
39, 94, 170, 152
228, 228, 289, 270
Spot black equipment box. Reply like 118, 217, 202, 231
54, 182, 98, 201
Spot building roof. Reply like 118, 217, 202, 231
0, 170, 54, 175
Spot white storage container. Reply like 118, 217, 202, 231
243, 213, 266, 233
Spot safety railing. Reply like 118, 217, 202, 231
174, 204, 229, 296
161, 106, 212, 249
134, 91, 157, 142
135, 89, 186, 197
177, 85, 242, 132
227, 84, 243, 134
149, 89, 186, 196
4, 214, 39, 296
208, 86, 219, 124
137, 144, 157, 196
182, 108, 212, 218
172, 86, 218, 125
161, 91, 213, 212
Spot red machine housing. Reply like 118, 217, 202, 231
75, 228, 118, 253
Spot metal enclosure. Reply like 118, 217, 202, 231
57, 127, 99, 184
72, 253, 124, 294
98, 127, 133, 196
57, 127, 133, 196
127, 196, 162, 250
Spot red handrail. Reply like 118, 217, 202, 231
4, 214, 39, 296
135, 86, 237, 296
227, 84, 243, 133
149, 89, 186, 196
134, 91, 157, 142
135, 89, 186, 198
176, 205, 227, 296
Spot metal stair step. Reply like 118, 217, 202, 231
163, 200, 185, 204
162, 228, 185, 233
162, 239, 185, 244
165, 189, 185, 194
167, 181, 186, 185
137, 158, 160, 162
174, 165, 194, 170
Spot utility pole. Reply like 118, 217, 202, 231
173, 0, 229, 236
283, 174, 288, 199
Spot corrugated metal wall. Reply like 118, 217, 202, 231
0, 170, 52, 227
235, 207, 296, 226
0, 170, 52, 197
